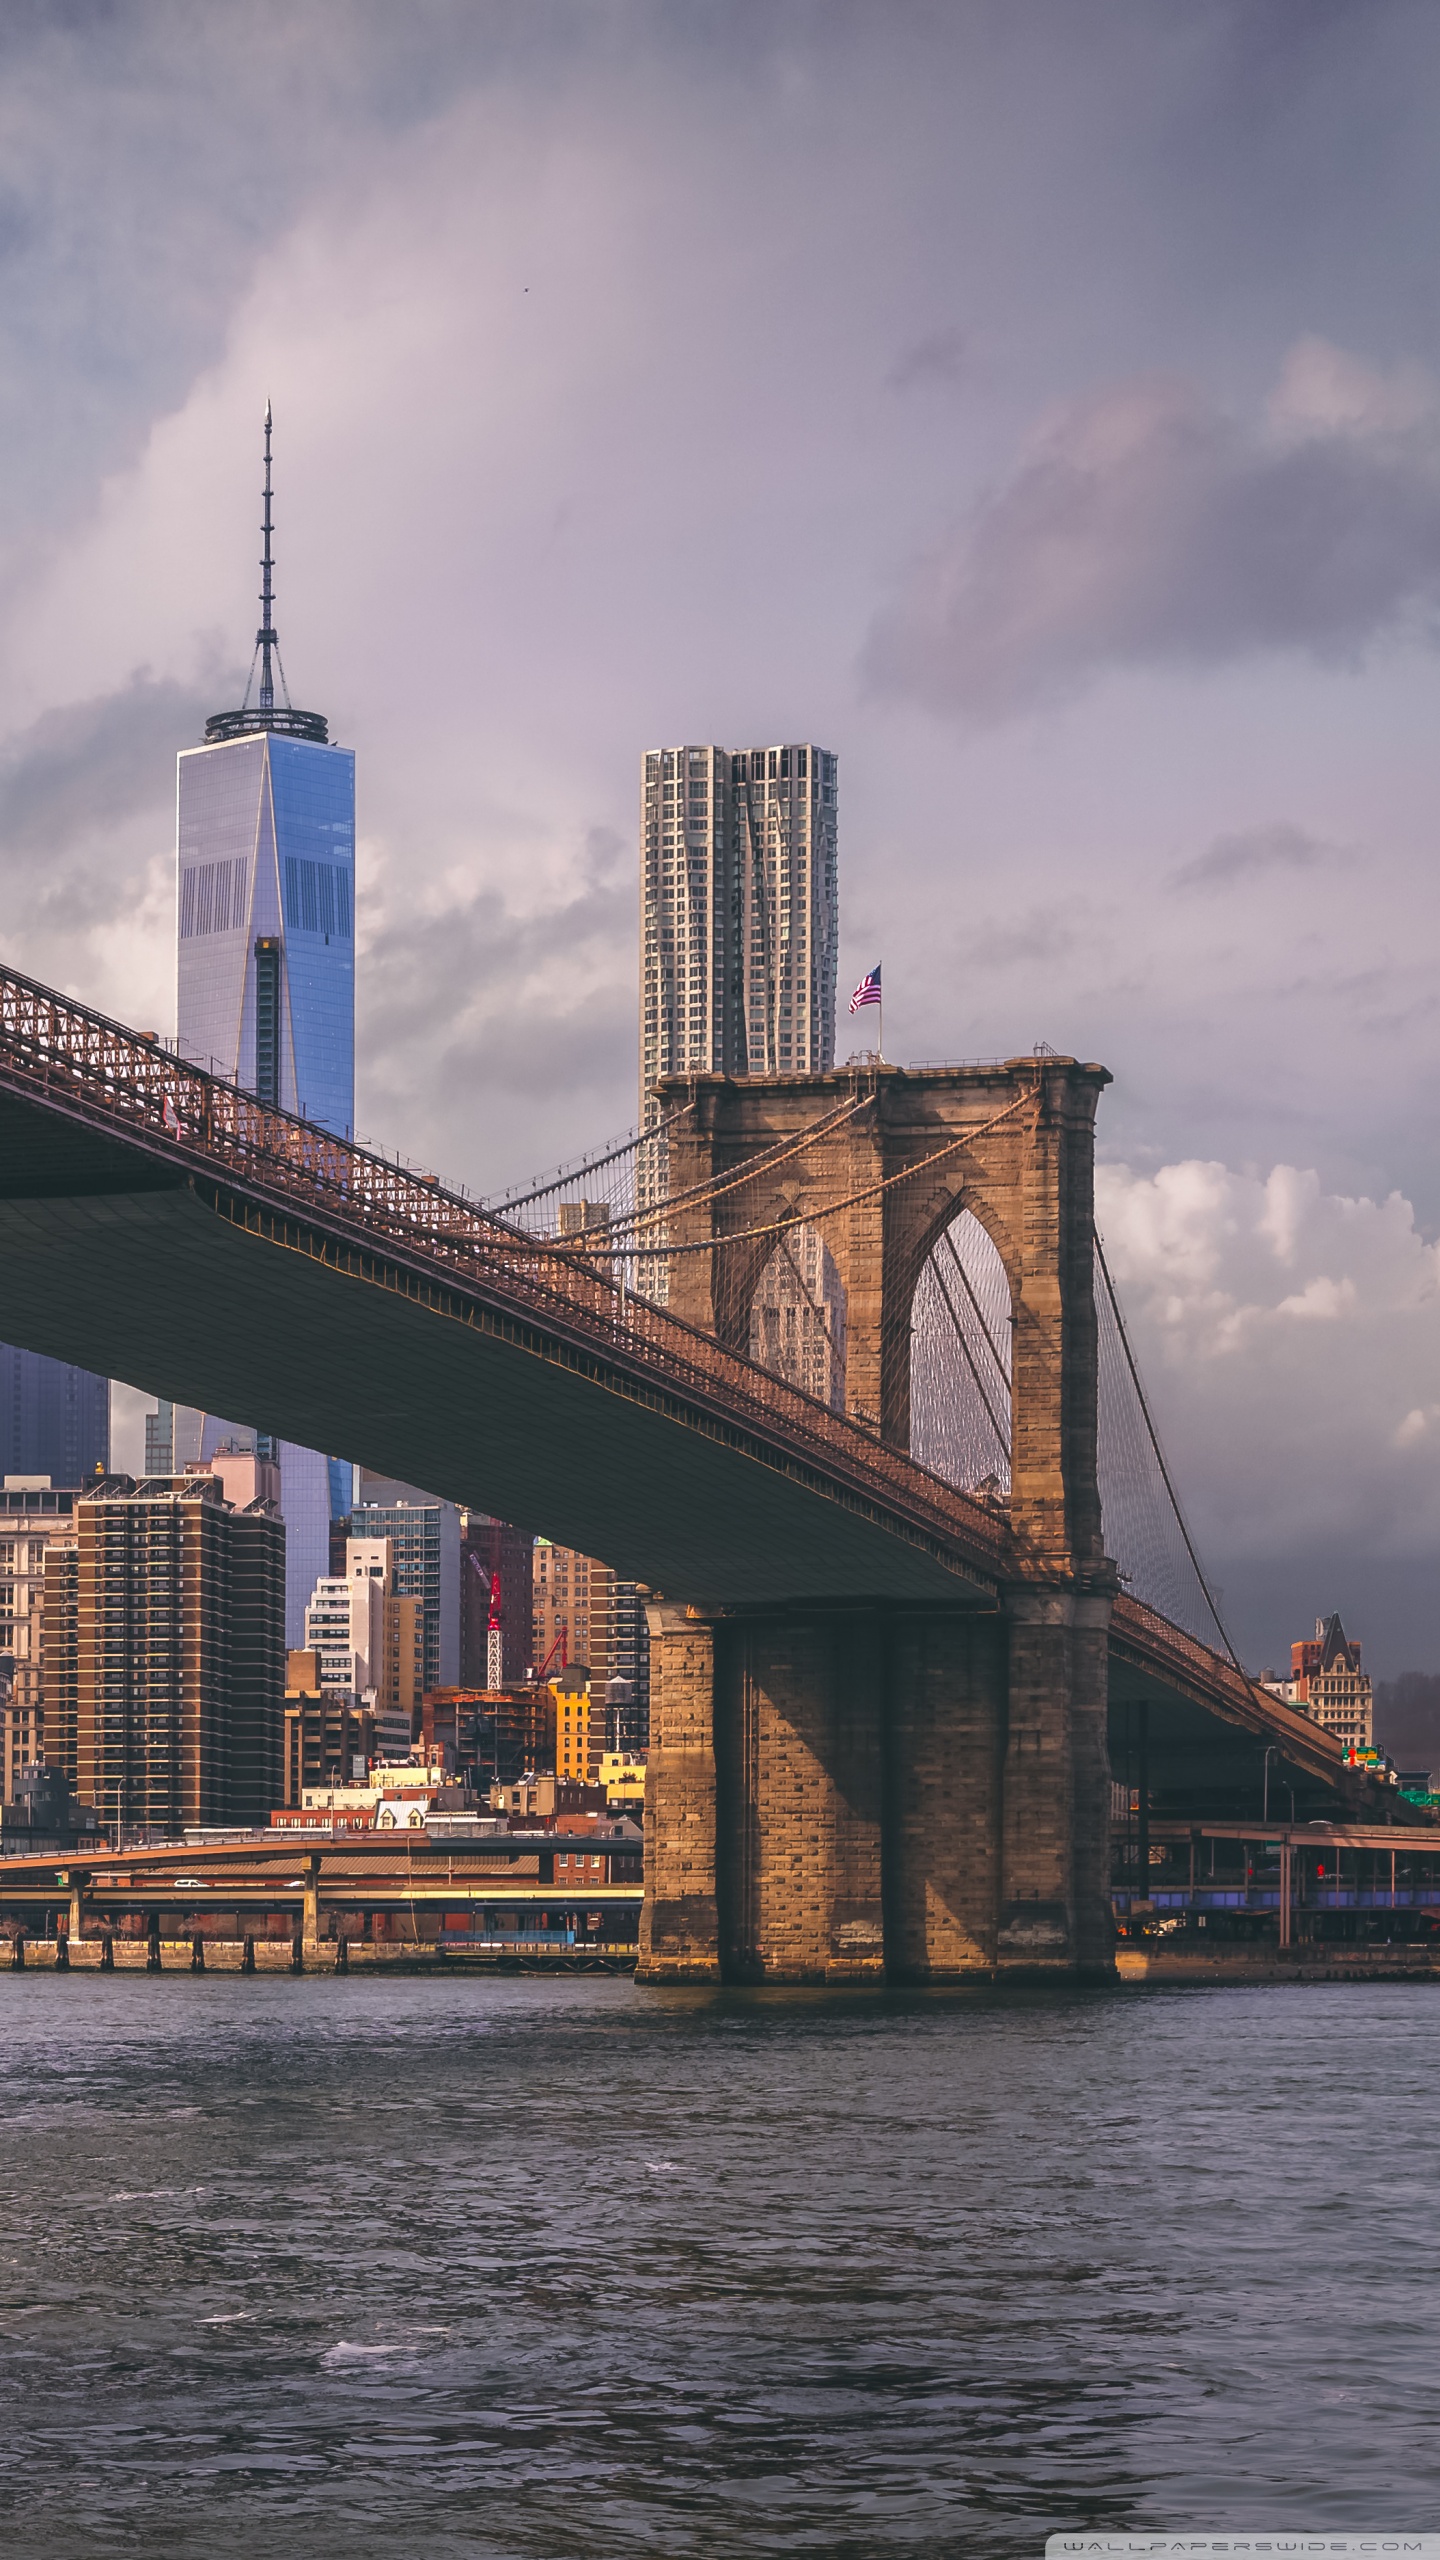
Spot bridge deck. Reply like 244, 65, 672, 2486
0, 963, 1415, 1822
0, 968, 1012, 1605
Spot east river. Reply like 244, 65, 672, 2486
0, 1974, 1433, 2558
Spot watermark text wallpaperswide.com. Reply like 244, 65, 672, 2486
1045, 2540, 1440, 2557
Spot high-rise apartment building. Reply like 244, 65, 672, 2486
374, 1591, 425, 1755
301, 1536, 423, 1758
749, 1220, 847, 1411
349, 1475, 460, 1695
282, 1652, 375, 1807
45, 1471, 286, 1839
639, 741, 838, 1100
171, 411, 356, 1646
305, 1570, 383, 1698
531, 1539, 648, 1749
0, 1351, 109, 1491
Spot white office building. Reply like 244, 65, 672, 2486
304, 1570, 383, 1700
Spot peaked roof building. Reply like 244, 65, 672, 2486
1263, 1612, 1374, 1751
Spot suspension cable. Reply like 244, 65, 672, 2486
929, 1249, 1011, 1462
1093, 1227, 1241, 1671
597, 1093, 871, 1237
614, 1086, 1035, 1260
773, 1226, 844, 1379
941, 1225, 1011, 1388
483, 1101, 697, 1216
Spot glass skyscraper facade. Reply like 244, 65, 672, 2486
635, 742, 838, 1310
177, 733, 355, 1130
169, 418, 357, 1646
0, 1348, 109, 1488
174, 733, 356, 1644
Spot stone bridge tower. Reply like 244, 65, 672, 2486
639, 1056, 1117, 1984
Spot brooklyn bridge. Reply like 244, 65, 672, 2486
0, 964, 1401, 1983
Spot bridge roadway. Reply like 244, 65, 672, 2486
0, 962, 1405, 1830
0, 1832, 643, 1948
1117, 1815, 1440, 1923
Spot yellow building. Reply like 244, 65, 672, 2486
531, 1539, 646, 1743
551, 1665, 603, 1785
598, 1750, 647, 1807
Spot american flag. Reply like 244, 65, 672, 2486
849, 964, 881, 1014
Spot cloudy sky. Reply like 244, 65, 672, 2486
3, 0, 1439, 1670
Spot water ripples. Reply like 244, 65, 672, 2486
0, 1975, 1435, 2556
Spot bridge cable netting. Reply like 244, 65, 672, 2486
909, 1209, 1012, 1502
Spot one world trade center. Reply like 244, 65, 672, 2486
172, 408, 355, 1640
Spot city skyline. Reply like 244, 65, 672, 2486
0, 24, 1430, 2554
0, 9, 1436, 1672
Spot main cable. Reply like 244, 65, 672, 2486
1093, 1227, 1241, 1672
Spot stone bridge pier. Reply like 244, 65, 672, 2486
637, 1058, 1117, 1983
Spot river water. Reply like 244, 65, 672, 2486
0, 1974, 1434, 2558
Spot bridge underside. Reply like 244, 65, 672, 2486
0, 1088, 991, 1611
1107, 1653, 1346, 1826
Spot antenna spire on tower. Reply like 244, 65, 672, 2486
208, 406, 328, 743
249, 401, 288, 716
258, 399, 276, 713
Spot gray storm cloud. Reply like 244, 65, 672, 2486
1171, 821, 1346, 892
1098, 1159, 1440, 1670
0, 674, 216, 861
865, 344, 1440, 721
0, 674, 216, 970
